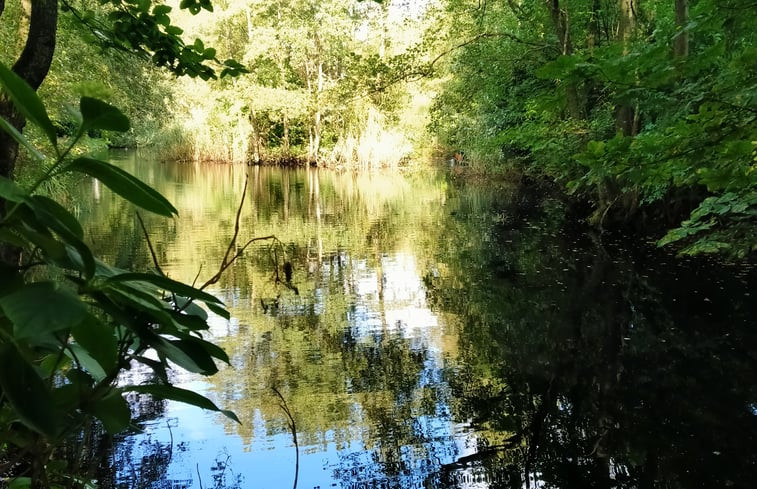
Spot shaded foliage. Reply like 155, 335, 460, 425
428, 0, 757, 258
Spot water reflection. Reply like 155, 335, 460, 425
84, 151, 478, 489
80, 151, 757, 489
425, 180, 757, 488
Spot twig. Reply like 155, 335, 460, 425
272, 387, 299, 489
136, 212, 165, 277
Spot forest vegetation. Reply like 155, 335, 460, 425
1, 1, 753, 256
0, 0, 755, 487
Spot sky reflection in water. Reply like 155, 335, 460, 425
82, 151, 757, 489
85, 152, 481, 489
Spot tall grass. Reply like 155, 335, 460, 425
327, 107, 415, 170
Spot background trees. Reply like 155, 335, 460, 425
151, 0, 429, 168
429, 0, 756, 257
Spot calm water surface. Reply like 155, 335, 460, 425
76, 151, 756, 489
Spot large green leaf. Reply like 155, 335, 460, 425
15, 225, 67, 261
0, 62, 57, 146
0, 117, 46, 161
71, 317, 118, 378
169, 308, 210, 332
29, 196, 84, 239
153, 337, 218, 374
206, 300, 231, 320
0, 282, 87, 340
80, 97, 130, 132
28, 196, 95, 278
68, 157, 178, 217
88, 390, 131, 434
0, 175, 28, 203
126, 384, 240, 423
0, 343, 58, 437
7, 477, 32, 489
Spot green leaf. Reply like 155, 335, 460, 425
0, 175, 28, 203
169, 308, 209, 331
72, 317, 118, 376
15, 225, 67, 261
80, 97, 130, 132
154, 337, 218, 374
102, 281, 174, 325
0, 117, 47, 161
0, 343, 58, 437
68, 157, 178, 216
29, 195, 84, 239
165, 25, 183, 35
107, 272, 224, 305
126, 384, 240, 423
153, 5, 172, 16
0, 62, 57, 146
0, 282, 87, 340
175, 296, 209, 321
89, 390, 131, 433
7, 477, 32, 489
62, 239, 96, 279
206, 300, 231, 320
66, 344, 107, 381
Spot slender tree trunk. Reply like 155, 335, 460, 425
588, 0, 601, 54
614, 0, 638, 136
674, 0, 688, 57
379, 1, 389, 60
545, 0, 582, 118
244, 4, 254, 43
282, 112, 290, 154
248, 110, 261, 163
312, 60, 323, 161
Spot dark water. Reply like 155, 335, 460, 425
77, 151, 757, 489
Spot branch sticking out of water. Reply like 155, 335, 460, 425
272, 386, 299, 489
201, 175, 283, 290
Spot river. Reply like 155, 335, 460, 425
75, 150, 756, 489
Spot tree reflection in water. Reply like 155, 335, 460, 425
426, 180, 757, 488
82, 155, 755, 488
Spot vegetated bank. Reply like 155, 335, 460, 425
427, 0, 756, 260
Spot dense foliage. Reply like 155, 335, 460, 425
0, 63, 239, 488
146, 0, 430, 167
428, 0, 756, 257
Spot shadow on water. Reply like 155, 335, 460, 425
82, 152, 756, 488
424, 178, 757, 488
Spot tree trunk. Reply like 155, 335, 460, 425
614, 0, 638, 136
282, 112, 290, 154
379, 1, 389, 60
0, 0, 57, 180
588, 0, 601, 54
0, 0, 58, 268
674, 0, 688, 57
312, 60, 323, 162
545, 0, 582, 118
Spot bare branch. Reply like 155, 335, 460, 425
136, 212, 164, 277
272, 386, 299, 489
